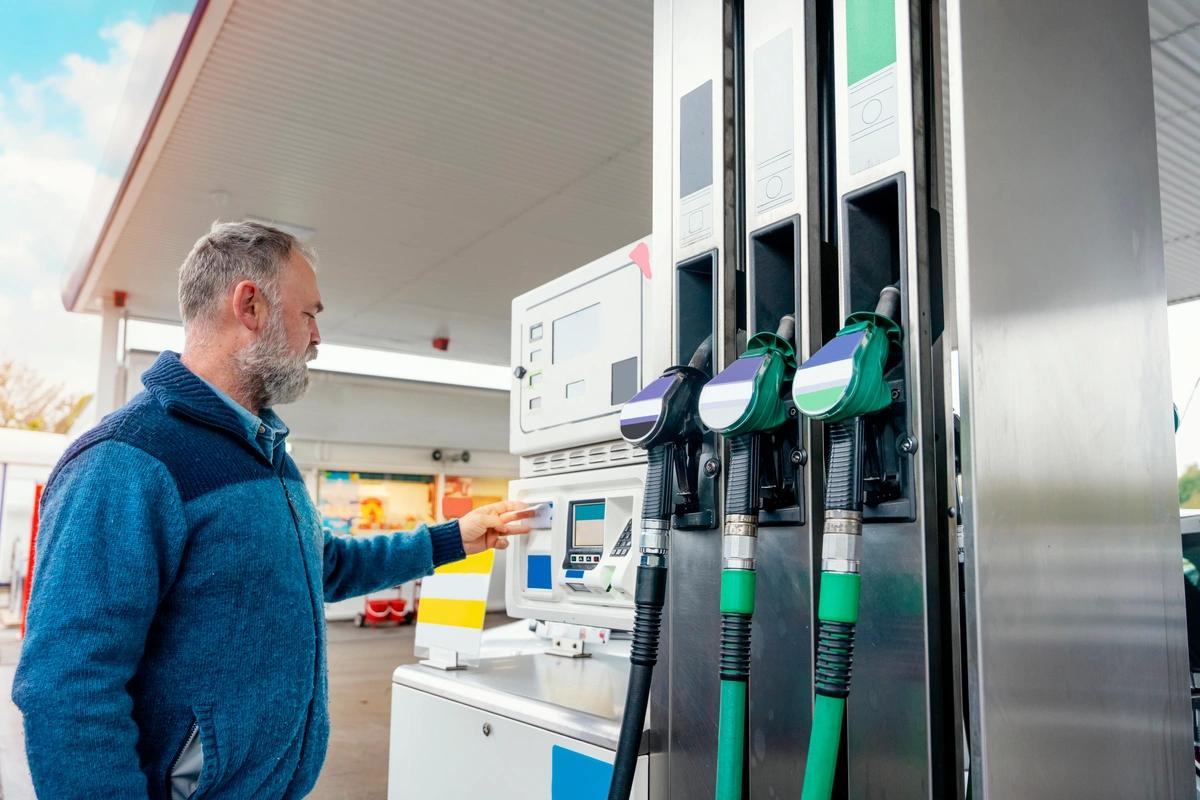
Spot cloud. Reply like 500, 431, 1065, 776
0, 12, 189, 394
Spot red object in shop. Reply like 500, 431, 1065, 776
442, 496, 474, 520
354, 596, 415, 627
20, 483, 43, 639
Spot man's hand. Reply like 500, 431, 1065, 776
458, 500, 535, 555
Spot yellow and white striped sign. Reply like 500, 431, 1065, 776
415, 550, 495, 657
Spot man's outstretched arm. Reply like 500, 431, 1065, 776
13, 441, 188, 798
321, 501, 533, 602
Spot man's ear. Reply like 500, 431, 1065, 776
231, 280, 266, 332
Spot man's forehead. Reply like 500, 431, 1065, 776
288, 249, 317, 275
283, 251, 323, 307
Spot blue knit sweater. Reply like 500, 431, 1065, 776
13, 352, 466, 798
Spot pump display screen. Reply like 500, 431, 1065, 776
570, 501, 606, 548
553, 303, 600, 364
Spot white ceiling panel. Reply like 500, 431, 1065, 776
86, 0, 654, 363
1150, 0, 1200, 303
76, 0, 1200, 344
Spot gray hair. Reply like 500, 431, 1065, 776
178, 220, 316, 326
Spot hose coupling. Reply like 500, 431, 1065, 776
822, 510, 861, 573
823, 508, 863, 537
723, 514, 758, 570
640, 552, 667, 569
821, 531, 861, 574
640, 518, 671, 555
724, 514, 758, 538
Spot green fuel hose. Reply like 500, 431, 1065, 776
717, 681, 748, 795
698, 317, 796, 800
800, 420, 865, 800
716, 560, 757, 799
801, 569, 861, 799
792, 285, 901, 800
713, 432, 763, 800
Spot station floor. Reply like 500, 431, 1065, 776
0, 612, 511, 799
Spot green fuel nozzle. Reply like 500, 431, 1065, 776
696, 316, 797, 800
797, 286, 902, 800
608, 336, 713, 800
698, 315, 797, 440
792, 285, 901, 423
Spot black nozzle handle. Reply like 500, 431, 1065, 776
725, 435, 760, 517
874, 285, 901, 324
688, 334, 714, 373
824, 418, 865, 513
642, 445, 674, 523
775, 314, 796, 345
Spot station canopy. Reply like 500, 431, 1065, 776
63, 0, 1200, 369
64, 0, 652, 366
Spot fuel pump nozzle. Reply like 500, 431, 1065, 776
607, 336, 712, 800
697, 316, 797, 800
793, 286, 902, 800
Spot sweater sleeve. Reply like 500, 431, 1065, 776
12, 440, 189, 799
321, 520, 466, 603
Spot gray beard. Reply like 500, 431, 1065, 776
234, 313, 315, 409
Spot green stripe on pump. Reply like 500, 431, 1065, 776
846, 0, 897, 85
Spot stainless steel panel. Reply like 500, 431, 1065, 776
742, 1, 824, 796
390, 678, 650, 800
833, 0, 950, 795
655, 1, 740, 796
392, 649, 634, 753
947, 0, 1193, 796
750, 524, 815, 794
663, 527, 724, 797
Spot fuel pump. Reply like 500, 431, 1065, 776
792, 285, 901, 800
696, 316, 798, 800
608, 336, 713, 800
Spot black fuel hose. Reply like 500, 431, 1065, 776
610, 336, 712, 800
609, 445, 672, 799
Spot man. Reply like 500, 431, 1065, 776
13, 221, 531, 798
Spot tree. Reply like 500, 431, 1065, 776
0, 360, 92, 434
1180, 464, 1200, 509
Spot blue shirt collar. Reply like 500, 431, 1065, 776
141, 352, 289, 462
197, 377, 290, 460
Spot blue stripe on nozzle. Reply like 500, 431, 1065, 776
801, 329, 864, 368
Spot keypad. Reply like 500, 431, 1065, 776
610, 521, 633, 558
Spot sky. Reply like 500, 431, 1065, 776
1, 3, 1200, 470
0, 0, 194, 393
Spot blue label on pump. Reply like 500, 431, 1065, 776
551, 745, 613, 799
526, 554, 552, 590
